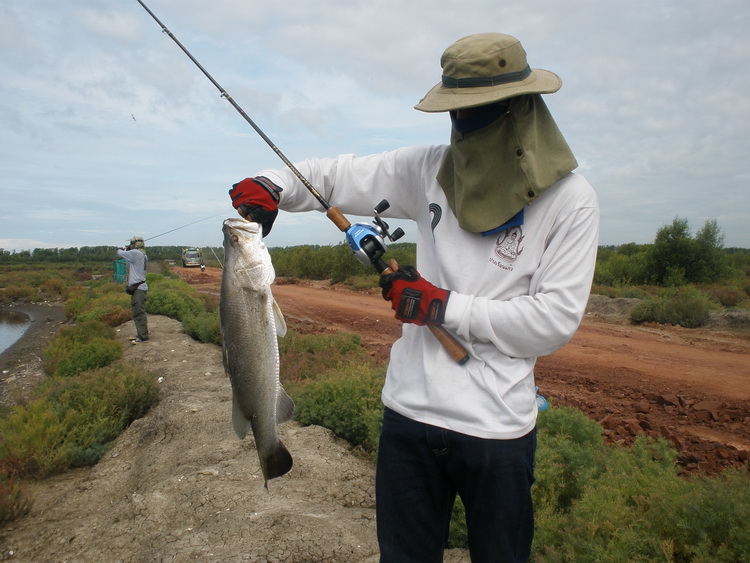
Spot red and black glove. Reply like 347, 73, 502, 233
229, 176, 283, 237
379, 265, 450, 326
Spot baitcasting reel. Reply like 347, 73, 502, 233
345, 200, 405, 273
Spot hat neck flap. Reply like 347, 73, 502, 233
436, 94, 577, 233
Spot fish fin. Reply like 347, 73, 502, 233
232, 395, 252, 439
222, 345, 230, 375
262, 439, 293, 488
273, 298, 287, 337
276, 386, 295, 423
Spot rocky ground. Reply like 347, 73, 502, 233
0, 269, 748, 561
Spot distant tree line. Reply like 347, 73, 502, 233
0, 245, 224, 265
595, 217, 749, 287
2, 218, 748, 291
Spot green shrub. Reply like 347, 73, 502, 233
630, 286, 712, 328
42, 320, 116, 375
343, 275, 380, 291
706, 285, 745, 308
646, 468, 750, 562
0, 363, 159, 477
594, 251, 650, 286
72, 287, 132, 326
146, 277, 204, 321
280, 330, 372, 384
447, 498, 468, 549
40, 278, 67, 298
63, 291, 88, 320
270, 242, 416, 284
54, 338, 123, 378
182, 311, 222, 346
197, 291, 220, 313
0, 285, 38, 304
533, 405, 608, 514
0, 461, 31, 524
292, 363, 385, 452
530, 405, 750, 562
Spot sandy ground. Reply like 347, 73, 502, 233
0, 267, 748, 561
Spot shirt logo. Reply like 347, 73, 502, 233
494, 226, 524, 263
429, 203, 442, 232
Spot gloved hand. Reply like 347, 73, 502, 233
379, 261, 450, 326
229, 176, 283, 237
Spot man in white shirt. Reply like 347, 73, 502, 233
229, 32, 599, 562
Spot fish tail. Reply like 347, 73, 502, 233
262, 440, 293, 488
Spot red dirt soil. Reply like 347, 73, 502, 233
175, 266, 750, 476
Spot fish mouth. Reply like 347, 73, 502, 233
223, 218, 262, 234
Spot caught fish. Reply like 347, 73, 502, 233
220, 218, 294, 486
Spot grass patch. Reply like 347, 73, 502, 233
279, 330, 372, 384
630, 286, 713, 328
291, 362, 385, 453
42, 320, 117, 376
0, 461, 31, 524
0, 363, 159, 478
181, 311, 222, 346
53, 338, 123, 378
0, 269, 167, 523
532, 405, 750, 562
280, 329, 382, 452
145, 275, 205, 321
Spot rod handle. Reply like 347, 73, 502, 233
428, 325, 470, 365
326, 207, 351, 232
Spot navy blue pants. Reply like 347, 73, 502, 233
376, 408, 536, 562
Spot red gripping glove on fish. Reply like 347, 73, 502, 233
379, 264, 450, 326
229, 176, 283, 237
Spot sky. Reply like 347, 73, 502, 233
1, 0, 749, 253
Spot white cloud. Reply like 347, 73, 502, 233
0, 0, 749, 252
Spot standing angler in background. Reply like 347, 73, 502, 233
117, 236, 149, 343
230, 33, 599, 562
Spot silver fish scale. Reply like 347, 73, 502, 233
222, 283, 279, 442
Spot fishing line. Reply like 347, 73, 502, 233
208, 245, 224, 269
144, 212, 225, 242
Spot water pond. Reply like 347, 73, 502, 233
0, 309, 31, 356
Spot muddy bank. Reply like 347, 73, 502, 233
0, 303, 66, 407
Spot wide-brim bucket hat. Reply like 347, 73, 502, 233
415, 33, 562, 112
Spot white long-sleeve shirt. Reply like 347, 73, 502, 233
261, 143, 599, 439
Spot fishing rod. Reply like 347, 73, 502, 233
134, 0, 331, 214
135, 0, 469, 364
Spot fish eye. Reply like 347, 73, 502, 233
231, 234, 239, 243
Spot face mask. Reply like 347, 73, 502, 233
449, 102, 508, 134
436, 94, 578, 233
